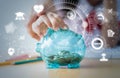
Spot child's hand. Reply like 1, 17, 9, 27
27, 11, 67, 41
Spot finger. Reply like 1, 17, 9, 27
32, 16, 43, 32
39, 22, 48, 36
27, 14, 40, 41
40, 15, 52, 28
32, 33, 41, 41
47, 12, 68, 30
32, 22, 46, 37
47, 12, 60, 30
53, 14, 68, 29
27, 14, 38, 28
27, 8, 46, 41
32, 17, 47, 37
37, 10, 45, 16
27, 27, 40, 41
32, 22, 41, 37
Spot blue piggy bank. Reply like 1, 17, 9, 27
36, 28, 86, 69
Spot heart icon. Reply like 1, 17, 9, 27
33, 5, 44, 13
8, 48, 15, 56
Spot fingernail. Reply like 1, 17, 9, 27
49, 26, 52, 28
63, 26, 68, 30
39, 33, 43, 37
54, 28, 58, 31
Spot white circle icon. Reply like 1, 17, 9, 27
97, 13, 104, 21
91, 38, 104, 50
67, 11, 76, 20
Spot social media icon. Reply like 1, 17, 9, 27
100, 53, 108, 62
8, 48, 15, 56
15, 12, 25, 20
91, 38, 104, 50
67, 11, 76, 20
33, 4, 44, 13
97, 13, 104, 24
107, 29, 115, 37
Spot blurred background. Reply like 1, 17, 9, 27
0, 0, 41, 61
0, 0, 120, 62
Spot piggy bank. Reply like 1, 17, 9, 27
36, 28, 86, 69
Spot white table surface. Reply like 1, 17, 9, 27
0, 59, 120, 78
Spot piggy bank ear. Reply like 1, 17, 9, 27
44, 28, 55, 38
